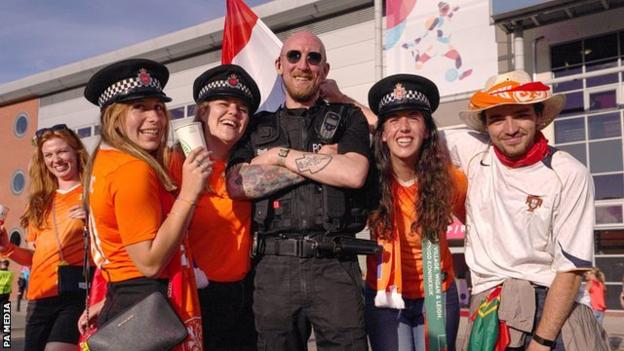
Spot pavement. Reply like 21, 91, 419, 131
2, 300, 622, 350
306, 310, 624, 351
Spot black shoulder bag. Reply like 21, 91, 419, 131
83, 214, 187, 351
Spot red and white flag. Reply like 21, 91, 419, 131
223, 0, 284, 113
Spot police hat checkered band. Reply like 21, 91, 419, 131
197, 79, 253, 102
97, 76, 163, 107
378, 89, 431, 111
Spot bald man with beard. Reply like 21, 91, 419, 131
227, 31, 371, 351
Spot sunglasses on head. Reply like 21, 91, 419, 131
285, 50, 323, 66
32, 124, 70, 145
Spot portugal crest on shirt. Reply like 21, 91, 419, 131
526, 195, 543, 212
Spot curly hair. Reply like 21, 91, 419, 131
84, 102, 176, 207
369, 112, 454, 242
20, 128, 89, 229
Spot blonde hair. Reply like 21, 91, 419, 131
20, 129, 89, 229
84, 102, 176, 207
590, 267, 606, 284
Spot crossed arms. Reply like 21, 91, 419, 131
227, 146, 368, 199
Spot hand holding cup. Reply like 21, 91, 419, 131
174, 122, 207, 157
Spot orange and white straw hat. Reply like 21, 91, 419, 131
459, 70, 566, 132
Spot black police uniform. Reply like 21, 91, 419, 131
229, 99, 371, 351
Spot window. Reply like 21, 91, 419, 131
14, 113, 28, 138
9, 228, 22, 247
77, 127, 92, 138
552, 66, 582, 93
596, 205, 623, 225
94, 125, 101, 136
560, 92, 584, 116
594, 174, 624, 200
187, 104, 197, 117
589, 139, 623, 173
170, 107, 185, 120
11, 170, 26, 195
551, 31, 624, 232
554, 118, 584, 143
589, 90, 617, 111
588, 112, 621, 140
550, 41, 582, 70
557, 143, 587, 166
584, 33, 618, 64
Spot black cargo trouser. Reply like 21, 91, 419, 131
253, 254, 368, 351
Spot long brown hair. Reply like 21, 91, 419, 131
369, 112, 454, 242
20, 129, 89, 229
83, 102, 176, 208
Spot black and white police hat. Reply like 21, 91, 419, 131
84, 58, 172, 109
193, 64, 261, 114
368, 74, 440, 123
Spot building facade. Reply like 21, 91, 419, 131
1, 0, 623, 308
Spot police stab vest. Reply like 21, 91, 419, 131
249, 102, 368, 236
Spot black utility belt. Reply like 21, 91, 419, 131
256, 235, 381, 258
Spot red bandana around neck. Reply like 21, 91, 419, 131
493, 131, 550, 168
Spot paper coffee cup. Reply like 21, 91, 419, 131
0, 205, 8, 225
174, 122, 207, 157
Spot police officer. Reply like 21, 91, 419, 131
227, 31, 370, 351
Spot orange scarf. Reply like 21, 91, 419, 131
373, 179, 410, 309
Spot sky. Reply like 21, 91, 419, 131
0, 0, 271, 84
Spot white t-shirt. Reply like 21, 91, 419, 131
443, 128, 595, 294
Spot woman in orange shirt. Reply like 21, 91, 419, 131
169, 64, 260, 350
585, 267, 607, 325
0, 125, 89, 351
365, 74, 466, 351
81, 58, 210, 349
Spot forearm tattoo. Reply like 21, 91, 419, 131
227, 163, 305, 199
295, 154, 332, 174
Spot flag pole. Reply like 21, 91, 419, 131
374, 0, 383, 80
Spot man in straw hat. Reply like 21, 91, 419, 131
443, 70, 608, 350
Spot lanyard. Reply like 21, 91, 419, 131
51, 200, 68, 265
422, 238, 447, 351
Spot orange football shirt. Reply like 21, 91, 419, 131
89, 149, 168, 283
26, 184, 85, 300
366, 167, 467, 299
169, 149, 252, 282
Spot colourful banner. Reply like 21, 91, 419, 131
384, 0, 497, 97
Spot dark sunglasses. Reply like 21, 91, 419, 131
285, 50, 323, 66
32, 124, 70, 145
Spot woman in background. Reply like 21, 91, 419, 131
0, 124, 88, 351
586, 267, 607, 325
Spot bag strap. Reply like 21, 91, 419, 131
82, 188, 91, 326
51, 200, 67, 264
83, 207, 92, 328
